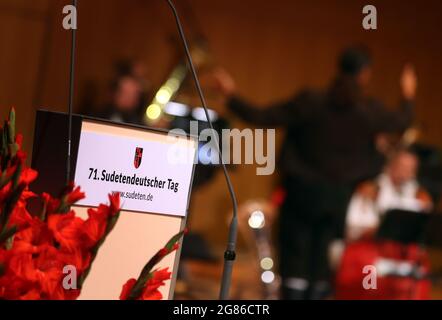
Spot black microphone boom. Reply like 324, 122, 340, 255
66, 0, 78, 184
164, 0, 239, 300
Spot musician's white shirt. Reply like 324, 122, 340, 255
346, 174, 426, 241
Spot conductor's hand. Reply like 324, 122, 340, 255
212, 68, 236, 97
400, 64, 417, 100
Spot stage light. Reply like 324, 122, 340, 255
260, 257, 274, 270
261, 271, 275, 284
164, 102, 190, 117
146, 103, 162, 120
191, 107, 218, 122
248, 210, 265, 229
166, 78, 180, 92
156, 88, 172, 104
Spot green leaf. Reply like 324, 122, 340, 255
11, 162, 22, 189
0, 225, 17, 246
0, 169, 13, 189
8, 108, 15, 144
1, 121, 8, 160
9, 142, 18, 158
165, 230, 185, 251
126, 229, 185, 300
0, 184, 25, 230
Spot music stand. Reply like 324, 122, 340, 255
376, 209, 430, 245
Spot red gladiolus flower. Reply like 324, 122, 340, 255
6, 190, 37, 231
79, 207, 109, 249
15, 150, 26, 163
1, 105, 177, 301
5, 245, 81, 300
141, 268, 171, 300
108, 193, 120, 215
48, 211, 85, 251
60, 183, 85, 208
41, 192, 61, 215
1, 111, 127, 300
33, 246, 65, 296
11, 219, 53, 255
158, 243, 180, 258
58, 247, 91, 275
66, 186, 85, 205
119, 278, 137, 300
15, 133, 23, 148
19, 168, 38, 185
0, 274, 39, 300
141, 289, 163, 300
119, 268, 171, 300
8, 204, 33, 232
17, 288, 42, 300
80, 194, 120, 249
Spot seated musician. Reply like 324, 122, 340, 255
336, 147, 433, 299
345, 147, 432, 242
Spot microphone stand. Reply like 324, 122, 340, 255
164, 0, 239, 300
66, 0, 78, 184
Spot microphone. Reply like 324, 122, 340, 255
164, 0, 239, 300
66, 0, 78, 184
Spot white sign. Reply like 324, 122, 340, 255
74, 128, 196, 217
